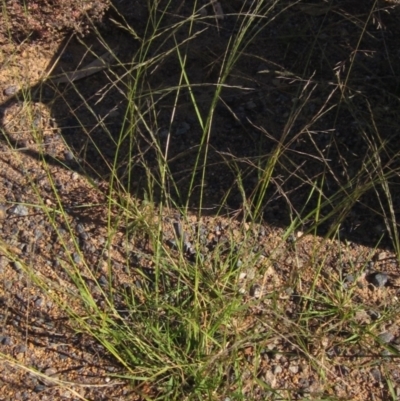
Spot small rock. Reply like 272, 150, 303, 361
250, 284, 262, 298
370, 367, 382, 382
367, 272, 388, 288
34, 229, 43, 240
273, 365, 282, 374
34, 298, 43, 308
378, 331, 394, 344
44, 367, 57, 376
34, 385, 46, 393
367, 310, 381, 320
375, 252, 387, 261
64, 150, 74, 161
239, 271, 247, 280
72, 253, 81, 264
0, 336, 11, 346
3, 85, 19, 96
98, 275, 108, 287
10, 204, 28, 216
288, 364, 299, 374
76, 223, 85, 234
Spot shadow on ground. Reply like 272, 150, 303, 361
1, 0, 400, 249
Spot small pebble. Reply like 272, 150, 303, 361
3, 85, 19, 96
368, 272, 388, 288
71, 172, 79, 180
288, 365, 299, 374
378, 331, 394, 344
370, 367, 382, 382
273, 365, 282, 374
34, 385, 46, 393
239, 271, 247, 280
76, 223, 85, 234
10, 204, 28, 216
64, 150, 74, 161
72, 253, 81, 264
44, 367, 57, 376
0, 336, 11, 346
34, 229, 43, 240
250, 284, 262, 298
98, 275, 108, 287
34, 297, 43, 308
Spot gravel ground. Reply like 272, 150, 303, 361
0, 1, 400, 400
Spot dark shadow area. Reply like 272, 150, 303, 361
1, 0, 400, 249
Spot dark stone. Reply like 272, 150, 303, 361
0, 336, 12, 346
33, 385, 46, 392
367, 272, 388, 288
98, 275, 108, 287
